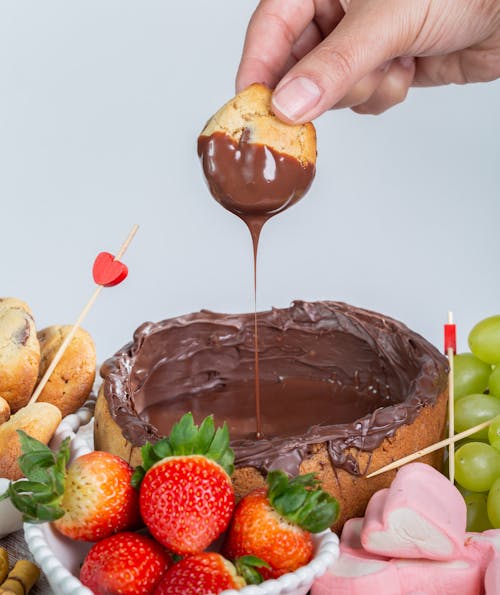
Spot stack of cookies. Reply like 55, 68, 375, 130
0, 297, 96, 480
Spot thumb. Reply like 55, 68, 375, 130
271, 0, 420, 123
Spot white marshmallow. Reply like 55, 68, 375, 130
311, 552, 401, 595
340, 517, 389, 560
485, 555, 500, 595
395, 558, 482, 595
361, 463, 466, 560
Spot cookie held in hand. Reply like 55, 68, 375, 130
198, 83, 317, 218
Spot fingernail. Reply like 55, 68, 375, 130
398, 56, 415, 69
272, 77, 322, 121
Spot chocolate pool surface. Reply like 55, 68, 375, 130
101, 301, 448, 475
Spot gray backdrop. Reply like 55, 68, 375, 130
1, 1, 499, 363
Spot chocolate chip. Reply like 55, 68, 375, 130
13, 319, 30, 346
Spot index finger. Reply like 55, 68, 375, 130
236, 0, 315, 92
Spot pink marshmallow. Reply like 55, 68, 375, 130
361, 463, 466, 560
312, 552, 401, 595
340, 517, 389, 561
395, 558, 482, 595
485, 555, 500, 595
468, 529, 500, 552
463, 532, 499, 576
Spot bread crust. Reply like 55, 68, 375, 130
94, 385, 448, 531
200, 83, 316, 166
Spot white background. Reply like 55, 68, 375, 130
1, 1, 499, 364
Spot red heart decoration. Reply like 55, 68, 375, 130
92, 252, 128, 287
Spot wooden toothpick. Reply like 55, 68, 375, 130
366, 417, 493, 478
447, 311, 456, 483
28, 224, 139, 405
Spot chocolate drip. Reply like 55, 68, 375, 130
197, 130, 316, 438
100, 301, 448, 476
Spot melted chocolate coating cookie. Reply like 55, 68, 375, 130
198, 83, 316, 232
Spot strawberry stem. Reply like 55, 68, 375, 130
0, 430, 70, 523
235, 555, 269, 585
131, 413, 235, 488
266, 470, 339, 533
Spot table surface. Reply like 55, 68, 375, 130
1, 530, 52, 594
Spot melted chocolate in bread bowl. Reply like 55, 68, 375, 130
197, 131, 315, 437
101, 301, 448, 476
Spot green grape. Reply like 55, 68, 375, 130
464, 491, 493, 532
454, 394, 500, 440
469, 315, 500, 364
488, 477, 500, 528
455, 439, 479, 450
455, 442, 500, 492
490, 366, 500, 398
456, 484, 472, 497
453, 353, 491, 400
488, 414, 500, 451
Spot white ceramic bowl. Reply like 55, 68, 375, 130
24, 411, 340, 595
0, 397, 95, 538
25, 520, 338, 595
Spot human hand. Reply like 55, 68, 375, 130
236, 0, 500, 122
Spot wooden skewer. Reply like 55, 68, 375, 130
28, 224, 139, 405
366, 417, 494, 478
447, 311, 455, 484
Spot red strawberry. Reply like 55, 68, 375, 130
80, 531, 171, 595
153, 552, 245, 595
132, 413, 235, 555
1, 430, 140, 541
223, 470, 339, 578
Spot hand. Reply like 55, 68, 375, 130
236, 0, 500, 122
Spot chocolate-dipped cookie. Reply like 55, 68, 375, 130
198, 83, 316, 224
36, 325, 96, 418
0, 298, 40, 412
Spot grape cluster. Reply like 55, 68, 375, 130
451, 315, 500, 532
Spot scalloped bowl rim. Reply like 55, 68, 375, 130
25, 521, 339, 595
23, 408, 340, 595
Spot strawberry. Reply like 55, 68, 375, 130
0, 430, 140, 541
223, 470, 339, 578
153, 552, 245, 595
132, 413, 235, 555
80, 531, 171, 595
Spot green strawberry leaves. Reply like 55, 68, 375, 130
266, 470, 339, 533
132, 413, 235, 488
0, 430, 69, 523
235, 555, 270, 585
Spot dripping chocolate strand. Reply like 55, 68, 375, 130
198, 131, 315, 438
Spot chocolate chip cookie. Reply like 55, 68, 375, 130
37, 325, 96, 417
0, 298, 41, 412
